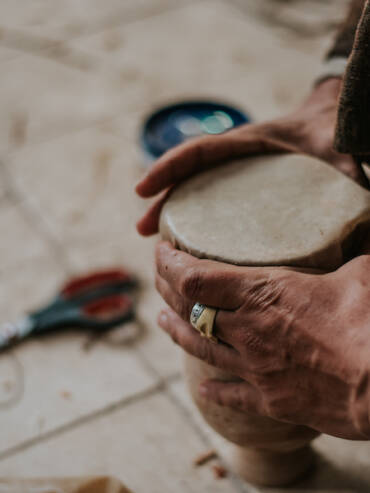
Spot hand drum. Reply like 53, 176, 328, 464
160, 154, 370, 486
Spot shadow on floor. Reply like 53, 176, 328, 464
282, 452, 370, 493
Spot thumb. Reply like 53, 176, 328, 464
135, 123, 293, 198
199, 379, 264, 416
136, 188, 172, 236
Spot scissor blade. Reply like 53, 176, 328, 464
0, 316, 34, 349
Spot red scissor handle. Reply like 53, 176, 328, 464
61, 269, 133, 299
83, 294, 133, 322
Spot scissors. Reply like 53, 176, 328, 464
0, 268, 137, 350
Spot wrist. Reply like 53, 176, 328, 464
315, 57, 348, 87
334, 256, 370, 436
305, 77, 342, 112
290, 78, 341, 126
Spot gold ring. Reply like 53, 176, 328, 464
190, 303, 218, 343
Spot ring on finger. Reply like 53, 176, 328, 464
190, 302, 218, 344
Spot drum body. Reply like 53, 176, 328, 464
184, 356, 318, 485
160, 154, 370, 486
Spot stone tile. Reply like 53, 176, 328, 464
171, 380, 370, 493
0, 200, 48, 272
0, 0, 332, 153
0, 169, 6, 200
0, 260, 156, 455
0, 334, 155, 456
0, 253, 65, 322
73, 0, 331, 122
0, 392, 241, 493
7, 125, 143, 242
136, 282, 183, 379
97, 113, 146, 160
0, 46, 19, 63
0, 0, 193, 41
0, 52, 149, 153
229, 0, 348, 36
0, 250, 155, 455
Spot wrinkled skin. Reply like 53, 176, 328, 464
136, 78, 370, 439
155, 242, 370, 440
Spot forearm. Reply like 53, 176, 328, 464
334, 256, 370, 437
326, 0, 366, 59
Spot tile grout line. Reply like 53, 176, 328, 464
135, 346, 252, 493
0, 0, 203, 69
0, 158, 72, 273
225, 0, 340, 37
9, 193, 71, 273
3, 109, 134, 160
0, 0, 206, 159
164, 385, 253, 493
0, 373, 181, 463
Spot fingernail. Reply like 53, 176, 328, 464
199, 384, 208, 397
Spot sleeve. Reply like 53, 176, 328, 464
335, 1, 370, 156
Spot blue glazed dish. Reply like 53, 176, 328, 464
140, 100, 250, 165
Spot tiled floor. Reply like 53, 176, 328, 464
0, 1, 369, 492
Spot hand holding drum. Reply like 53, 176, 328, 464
136, 83, 370, 485
154, 152, 370, 485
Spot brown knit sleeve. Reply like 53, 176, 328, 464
335, 1, 370, 155
326, 0, 366, 59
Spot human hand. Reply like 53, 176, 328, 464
155, 241, 370, 440
136, 78, 369, 236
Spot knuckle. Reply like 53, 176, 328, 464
263, 394, 292, 422
242, 272, 286, 312
181, 267, 203, 299
239, 330, 265, 356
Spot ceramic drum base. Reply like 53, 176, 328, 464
184, 354, 319, 488
227, 444, 315, 486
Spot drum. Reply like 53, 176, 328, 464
160, 153, 370, 486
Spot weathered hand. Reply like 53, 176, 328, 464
156, 241, 370, 440
136, 78, 369, 236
